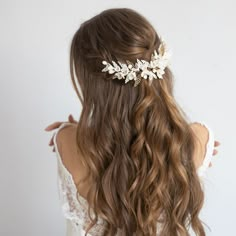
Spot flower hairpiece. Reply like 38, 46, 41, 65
101, 40, 171, 87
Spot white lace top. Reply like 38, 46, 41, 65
53, 121, 215, 236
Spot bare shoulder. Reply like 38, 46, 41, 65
55, 123, 84, 175
56, 124, 77, 144
56, 123, 78, 154
190, 122, 209, 140
189, 122, 210, 169
56, 123, 92, 198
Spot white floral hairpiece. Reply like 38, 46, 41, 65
101, 40, 171, 87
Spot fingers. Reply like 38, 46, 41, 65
214, 140, 221, 147
213, 140, 220, 156
68, 114, 77, 124
44, 121, 63, 131
213, 149, 218, 155
45, 114, 78, 131
209, 140, 220, 168
49, 136, 56, 152
48, 135, 55, 146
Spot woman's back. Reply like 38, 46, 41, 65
53, 121, 215, 235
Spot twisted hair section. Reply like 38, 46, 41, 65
69, 8, 207, 236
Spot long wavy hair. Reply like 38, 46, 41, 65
69, 7, 207, 236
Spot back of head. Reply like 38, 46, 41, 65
70, 8, 206, 236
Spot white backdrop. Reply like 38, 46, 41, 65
0, 0, 235, 235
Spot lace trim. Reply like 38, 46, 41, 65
53, 122, 107, 235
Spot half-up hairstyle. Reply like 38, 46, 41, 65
69, 7, 207, 236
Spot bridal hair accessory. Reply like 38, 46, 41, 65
101, 40, 171, 87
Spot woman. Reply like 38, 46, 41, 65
44, 8, 220, 236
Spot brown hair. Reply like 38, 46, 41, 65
69, 7, 207, 236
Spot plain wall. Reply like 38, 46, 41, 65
0, 0, 235, 235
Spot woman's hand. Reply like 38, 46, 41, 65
209, 140, 221, 167
44, 114, 78, 152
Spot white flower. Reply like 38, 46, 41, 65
111, 61, 121, 72
113, 72, 124, 80
141, 69, 157, 80
118, 62, 130, 76
101, 40, 171, 86
125, 71, 136, 83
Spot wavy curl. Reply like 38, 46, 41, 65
69, 8, 208, 235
